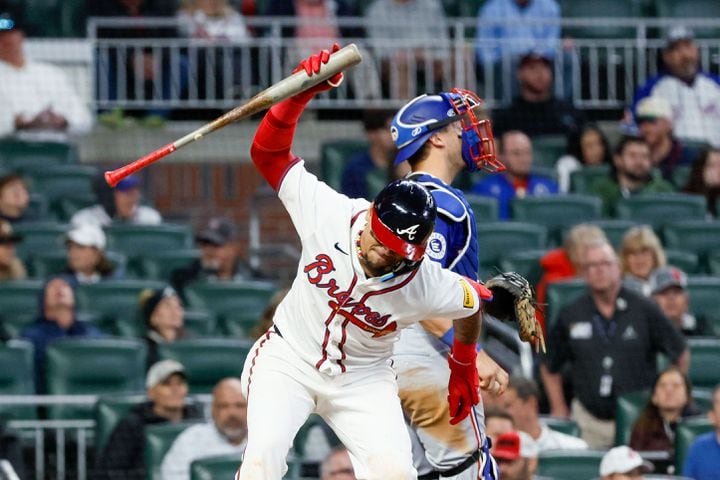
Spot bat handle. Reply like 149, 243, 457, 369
104, 143, 177, 187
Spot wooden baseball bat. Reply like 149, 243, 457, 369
104, 43, 362, 187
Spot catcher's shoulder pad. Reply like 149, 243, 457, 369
430, 188, 468, 222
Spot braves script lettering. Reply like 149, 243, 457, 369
303, 254, 397, 337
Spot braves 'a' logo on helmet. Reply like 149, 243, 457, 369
396, 224, 420, 241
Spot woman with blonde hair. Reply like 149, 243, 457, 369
177, 0, 249, 42
620, 226, 666, 296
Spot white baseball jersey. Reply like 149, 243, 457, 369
273, 160, 481, 376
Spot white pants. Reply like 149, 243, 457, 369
239, 330, 417, 480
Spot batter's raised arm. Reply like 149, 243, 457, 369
250, 44, 344, 191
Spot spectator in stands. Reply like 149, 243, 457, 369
635, 96, 699, 184
588, 136, 675, 217
340, 109, 397, 200
633, 26, 720, 148
471, 130, 558, 219
250, 287, 289, 339
503, 376, 588, 452
630, 367, 700, 473
0, 174, 30, 224
475, 0, 561, 103
492, 431, 532, 480
70, 174, 162, 227
540, 240, 689, 449
171, 217, 256, 300
650, 266, 706, 337
177, 0, 249, 42
556, 124, 612, 193
63, 224, 119, 284
320, 447, 356, 480
139, 286, 187, 368
20, 276, 102, 392
0, 11, 92, 139
536, 223, 607, 329
599, 446, 653, 480
490, 51, 585, 138
365, 0, 449, 99
96, 359, 203, 480
484, 407, 515, 445
0, 219, 26, 281
619, 226, 667, 297
683, 383, 720, 479
684, 147, 720, 218
161, 377, 247, 480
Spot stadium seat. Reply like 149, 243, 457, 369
182, 310, 218, 337
557, 0, 642, 38
190, 454, 242, 480
75, 280, 165, 335
26, 193, 50, 222
60, 0, 87, 37
570, 165, 611, 194
145, 421, 201, 480
691, 387, 714, 412
94, 394, 146, 454
665, 249, 701, 275
45, 338, 147, 419
30, 250, 128, 279
498, 249, 548, 286
105, 224, 194, 257
0, 280, 44, 320
222, 310, 264, 338
1, 313, 36, 338
709, 250, 720, 276
0, 340, 36, 420
674, 417, 714, 473
686, 277, 720, 327
56, 194, 96, 222
672, 164, 692, 189
664, 221, 720, 270
532, 135, 567, 168
27, 165, 97, 211
588, 219, 640, 248
476, 222, 547, 278
466, 194, 499, 223
615, 195, 706, 230
539, 416, 581, 437
616, 390, 650, 445
157, 338, 255, 393
536, 450, 606, 480
0, 139, 76, 172
686, 337, 720, 389
13, 222, 69, 261
320, 140, 368, 191
184, 281, 277, 324
544, 278, 587, 331
136, 249, 201, 281
655, 0, 720, 38
293, 413, 341, 472
511, 194, 602, 244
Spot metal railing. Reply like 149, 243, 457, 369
80, 16, 720, 111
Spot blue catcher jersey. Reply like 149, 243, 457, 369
408, 172, 479, 280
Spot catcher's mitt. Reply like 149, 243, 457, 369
483, 272, 546, 353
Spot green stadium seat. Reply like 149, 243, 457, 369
616, 195, 707, 231
222, 310, 263, 338
182, 310, 218, 337
60, 0, 87, 37
56, 194, 96, 223
616, 390, 650, 445
665, 249, 701, 275
136, 249, 201, 281
655, 1, 720, 38
476, 222, 547, 278
27, 166, 97, 208
709, 250, 720, 276
293, 414, 341, 460
672, 164, 692, 189
145, 421, 201, 480
675, 417, 714, 473
320, 140, 368, 191
691, 387, 714, 412
686, 337, 720, 389
0, 280, 44, 320
0, 340, 36, 420
588, 219, 639, 248
466, 194, 499, 223
184, 281, 277, 324
13, 222, 69, 261
532, 135, 567, 168
22, 0, 63, 36
558, 0, 641, 38
1, 313, 36, 338
75, 280, 165, 335
94, 394, 146, 454
539, 415, 581, 437
545, 278, 587, 331
498, 249, 548, 286
365, 167, 391, 200
664, 221, 720, 270
105, 224, 193, 256
570, 165, 611, 194
0, 139, 76, 172
190, 454, 242, 480
536, 450, 606, 480
511, 195, 602, 244
686, 277, 720, 327
45, 338, 146, 419
26, 193, 50, 222
29, 250, 128, 279
157, 338, 255, 393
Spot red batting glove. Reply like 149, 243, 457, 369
447, 338, 480, 425
292, 43, 344, 100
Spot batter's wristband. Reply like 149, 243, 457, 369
451, 338, 477, 364
440, 327, 482, 352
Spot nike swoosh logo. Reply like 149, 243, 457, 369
334, 242, 349, 255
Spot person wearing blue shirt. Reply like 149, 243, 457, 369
682, 384, 720, 480
472, 130, 558, 219
391, 89, 509, 479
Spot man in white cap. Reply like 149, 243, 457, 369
65, 224, 119, 284
599, 446, 652, 480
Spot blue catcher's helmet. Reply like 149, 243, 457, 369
390, 88, 504, 173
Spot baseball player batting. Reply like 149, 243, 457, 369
237, 44, 494, 480
391, 90, 507, 479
